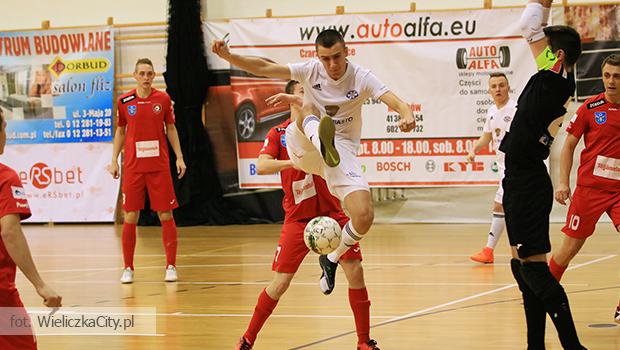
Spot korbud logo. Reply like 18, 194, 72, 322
20, 162, 84, 189
456, 46, 510, 70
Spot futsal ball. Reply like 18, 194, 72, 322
303, 216, 342, 255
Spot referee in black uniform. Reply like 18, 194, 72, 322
499, 1, 586, 349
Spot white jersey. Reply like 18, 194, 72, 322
483, 98, 517, 167
288, 59, 389, 152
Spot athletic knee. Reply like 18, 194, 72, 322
342, 261, 365, 288
124, 211, 139, 224
158, 211, 174, 222
520, 261, 564, 302
268, 279, 291, 299
352, 207, 374, 234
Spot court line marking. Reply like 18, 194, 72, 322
34, 333, 165, 337
290, 254, 617, 349
31, 253, 613, 258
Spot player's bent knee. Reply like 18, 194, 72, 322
158, 211, 174, 222
520, 261, 562, 301
124, 211, 139, 224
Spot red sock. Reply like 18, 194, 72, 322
161, 219, 178, 267
549, 256, 567, 281
349, 288, 371, 344
243, 289, 278, 344
122, 223, 137, 269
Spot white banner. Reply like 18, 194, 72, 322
2, 143, 118, 222
226, 8, 538, 187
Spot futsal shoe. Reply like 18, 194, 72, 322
358, 339, 381, 350
120, 267, 134, 284
615, 305, 620, 323
470, 247, 494, 264
318, 116, 340, 167
165, 265, 178, 282
235, 337, 253, 350
319, 254, 338, 295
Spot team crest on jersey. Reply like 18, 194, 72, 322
504, 115, 512, 123
153, 103, 162, 114
346, 90, 359, 100
325, 105, 340, 117
11, 186, 27, 200
127, 105, 137, 116
595, 111, 607, 125
280, 134, 287, 147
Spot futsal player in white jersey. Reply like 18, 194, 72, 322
467, 72, 517, 264
212, 29, 415, 294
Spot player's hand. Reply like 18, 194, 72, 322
399, 115, 415, 132
211, 39, 231, 60
554, 183, 571, 205
266, 93, 302, 108
106, 162, 120, 179
176, 157, 187, 179
466, 151, 476, 163
36, 284, 62, 309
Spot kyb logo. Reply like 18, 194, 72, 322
443, 161, 484, 172
456, 46, 510, 70
20, 162, 84, 189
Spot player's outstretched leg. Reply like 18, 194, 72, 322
318, 116, 339, 167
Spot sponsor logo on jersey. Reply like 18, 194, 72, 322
312, 83, 322, 91
280, 134, 287, 147
275, 127, 286, 132
128, 105, 137, 116
325, 105, 340, 116
153, 103, 162, 114
346, 90, 359, 100
587, 98, 606, 109
333, 116, 353, 125
345, 171, 361, 178
11, 186, 27, 200
121, 94, 136, 104
594, 111, 607, 125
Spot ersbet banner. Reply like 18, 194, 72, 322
2, 143, 117, 222
0, 27, 114, 144
230, 8, 538, 188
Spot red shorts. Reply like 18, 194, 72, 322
0, 290, 37, 350
561, 185, 620, 239
122, 170, 178, 212
272, 216, 362, 273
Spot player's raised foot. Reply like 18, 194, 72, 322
614, 305, 620, 323
235, 336, 253, 350
165, 265, 178, 282
470, 247, 494, 264
358, 339, 380, 350
318, 116, 340, 167
319, 254, 338, 295
120, 267, 134, 284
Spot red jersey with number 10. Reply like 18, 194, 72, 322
260, 120, 346, 223
117, 88, 175, 173
566, 93, 620, 190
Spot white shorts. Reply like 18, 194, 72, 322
495, 164, 506, 204
285, 123, 369, 201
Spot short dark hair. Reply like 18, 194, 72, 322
601, 54, 620, 70
285, 80, 299, 94
489, 72, 508, 82
134, 58, 154, 71
315, 29, 345, 50
543, 25, 582, 67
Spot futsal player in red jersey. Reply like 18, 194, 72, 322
235, 81, 379, 350
0, 109, 62, 349
108, 58, 186, 284
549, 54, 620, 322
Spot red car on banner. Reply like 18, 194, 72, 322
230, 60, 289, 141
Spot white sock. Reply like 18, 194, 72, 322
485, 212, 505, 249
302, 115, 321, 151
327, 221, 363, 263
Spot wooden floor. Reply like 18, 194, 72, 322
16, 222, 620, 349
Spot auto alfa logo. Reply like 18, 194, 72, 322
153, 103, 162, 114
128, 105, 137, 116
425, 160, 436, 172
456, 45, 511, 70
594, 112, 607, 125
346, 90, 359, 100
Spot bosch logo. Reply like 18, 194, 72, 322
20, 163, 84, 189
456, 46, 510, 70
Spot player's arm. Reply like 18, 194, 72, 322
519, 0, 553, 62
211, 40, 291, 79
256, 154, 294, 175
266, 93, 303, 108
379, 91, 415, 132
166, 123, 187, 179
0, 214, 62, 308
107, 126, 125, 179
555, 133, 579, 205
467, 132, 493, 162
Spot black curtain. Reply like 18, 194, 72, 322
138, 0, 247, 226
